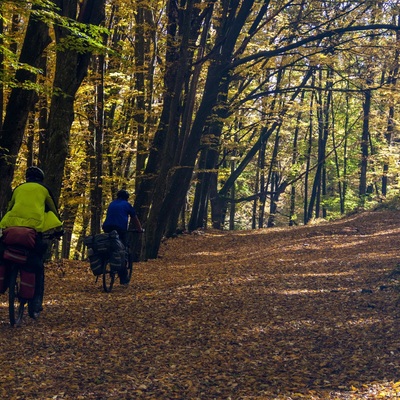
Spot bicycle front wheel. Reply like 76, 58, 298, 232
8, 267, 25, 326
102, 260, 115, 293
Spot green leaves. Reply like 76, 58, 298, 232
55, 22, 109, 55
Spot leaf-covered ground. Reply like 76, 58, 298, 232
1, 209, 400, 399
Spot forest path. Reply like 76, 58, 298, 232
0, 209, 399, 399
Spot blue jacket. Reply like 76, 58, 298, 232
102, 199, 136, 232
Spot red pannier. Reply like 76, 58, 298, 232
2, 227, 37, 249
19, 269, 35, 299
3, 246, 29, 264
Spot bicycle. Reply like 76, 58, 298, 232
100, 230, 142, 292
4, 231, 62, 327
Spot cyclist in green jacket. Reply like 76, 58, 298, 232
0, 166, 63, 318
0, 166, 62, 232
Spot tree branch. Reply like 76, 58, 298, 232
230, 24, 400, 69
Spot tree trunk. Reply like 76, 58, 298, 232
266, 127, 281, 227
303, 76, 315, 224
267, 172, 279, 227
289, 91, 304, 226
359, 87, 371, 199
142, 0, 222, 258
38, 55, 48, 164
42, 0, 106, 202
382, 20, 399, 196
257, 138, 266, 229
229, 153, 236, 230
133, 3, 157, 191
0, 6, 51, 211
0, 7, 3, 131
341, 92, 350, 214
307, 68, 331, 221
91, 55, 104, 234
188, 148, 215, 231
210, 172, 225, 230
133, 0, 192, 228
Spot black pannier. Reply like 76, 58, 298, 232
84, 231, 125, 276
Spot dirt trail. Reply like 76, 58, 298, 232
0, 209, 399, 399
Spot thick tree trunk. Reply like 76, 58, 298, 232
0, 7, 51, 211
42, 0, 105, 202
133, 0, 187, 227
138, 0, 213, 257
0, 8, 3, 131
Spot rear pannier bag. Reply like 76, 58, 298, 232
2, 227, 37, 249
109, 250, 124, 272
84, 231, 125, 276
87, 250, 103, 276
3, 246, 29, 264
109, 237, 125, 272
84, 233, 111, 255
19, 269, 35, 299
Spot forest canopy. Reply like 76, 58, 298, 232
1, 0, 400, 260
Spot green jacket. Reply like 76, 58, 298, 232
0, 182, 62, 232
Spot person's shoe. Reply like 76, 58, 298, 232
30, 311, 40, 320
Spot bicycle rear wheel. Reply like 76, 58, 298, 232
102, 260, 115, 293
8, 267, 25, 326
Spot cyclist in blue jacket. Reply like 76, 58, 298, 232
102, 190, 143, 284
102, 189, 143, 245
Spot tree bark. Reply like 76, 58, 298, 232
42, 0, 106, 202
0, 6, 51, 211
307, 68, 331, 221
359, 87, 371, 199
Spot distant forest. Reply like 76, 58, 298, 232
1, 0, 400, 260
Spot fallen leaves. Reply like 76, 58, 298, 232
0, 209, 399, 399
